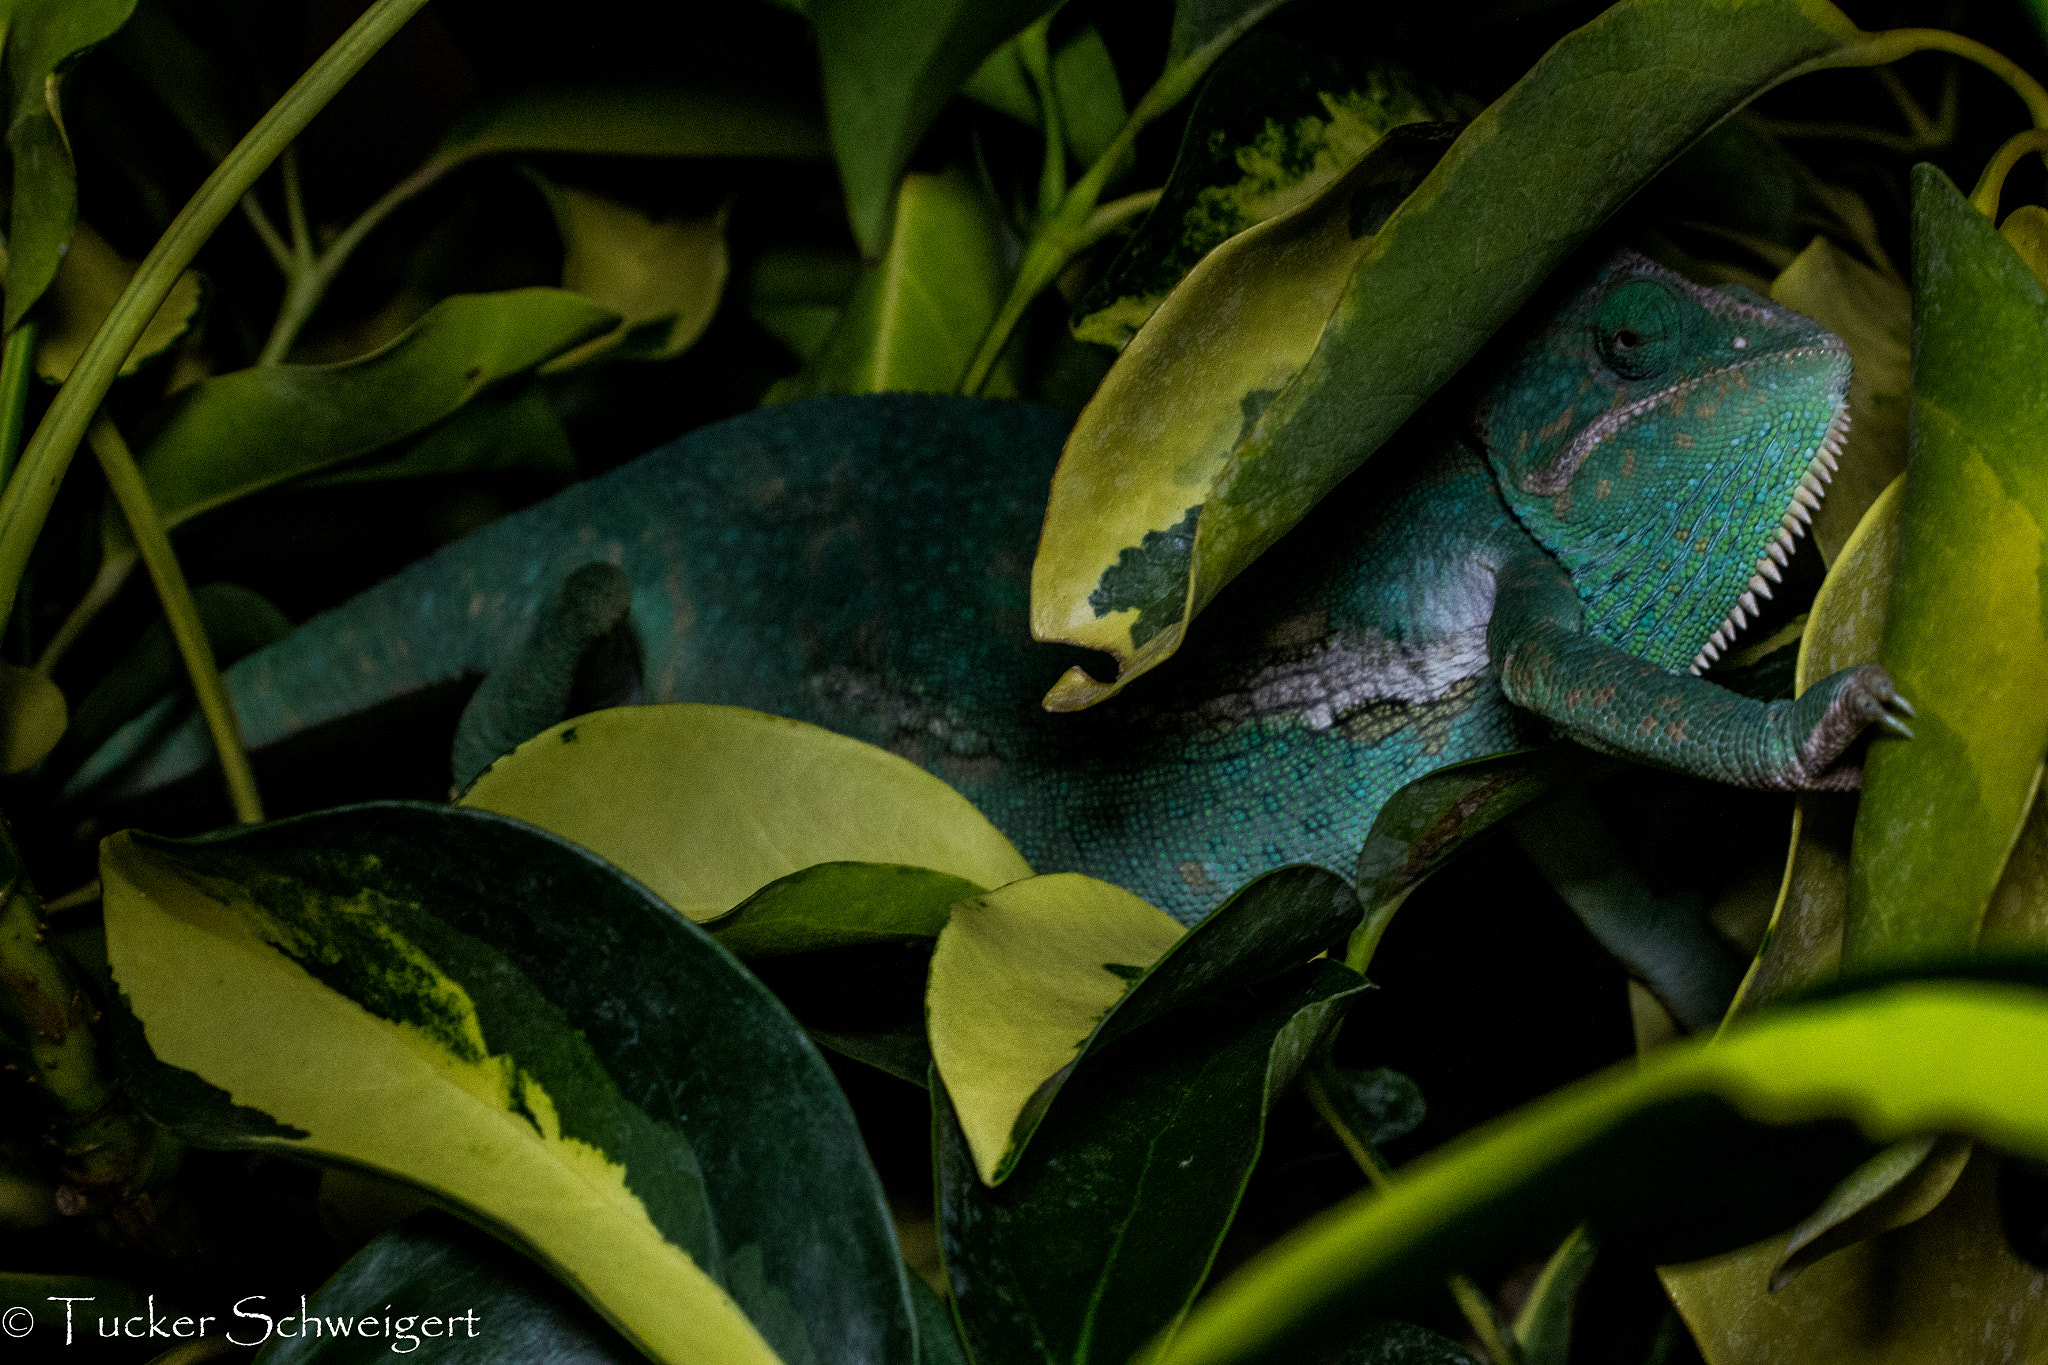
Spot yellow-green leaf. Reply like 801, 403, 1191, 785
706, 862, 983, 958
0, 660, 65, 774
1032, 0, 1865, 708
34, 220, 203, 382
1159, 975, 2048, 1365
1849, 166, 2048, 964
2004, 203, 2048, 289
1769, 236, 1910, 564
533, 178, 729, 370
104, 804, 917, 1365
928, 873, 1184, 1184
459, 703, 1032, 922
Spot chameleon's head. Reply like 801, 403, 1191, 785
1473, 250, 1849, 673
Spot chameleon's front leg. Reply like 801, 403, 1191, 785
1487, 546, 1911, 791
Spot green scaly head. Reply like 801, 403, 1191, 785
1471, 250, 1849, 673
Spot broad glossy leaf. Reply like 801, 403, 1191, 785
929, 865, 1358, 1183
5, 0, 139, 328
938, 963, 1364, 1365
305, 383, 575, 487
1032, 0, 1864, 707
434, 82, 826, 167
774, 172, 1012, 400
1769, 237, 1909, 564
810, 0, 1057, 257
963, 26, 1127, 171
1157, 974, 2048, 1365
256, 1216, 639, 1363
910, 1276, 969, 1365
533, 178, 729, 370
1849, 166, 2048, 964
460, 704, 1031, 922
1072, 35, 1460, 349
1665, 1148, 2048, 1365
0, 660, 65, 774
104, 803, 915, 1365
1730, 478, 1898, 1013
707, 862, 981, 958
118, 290, 615, 548
35, 220, 203, 382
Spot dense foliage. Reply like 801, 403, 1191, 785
3, 1, 2048, 1362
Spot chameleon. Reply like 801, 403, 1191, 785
70, 249, 1909, 929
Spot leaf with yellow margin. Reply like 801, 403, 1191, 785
460, 704, 1031, 923
103, 803, 915, 1365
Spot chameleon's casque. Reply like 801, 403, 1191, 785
74, 250, 1902, 925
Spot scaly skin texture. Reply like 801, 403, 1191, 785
75, 251, 1908, 924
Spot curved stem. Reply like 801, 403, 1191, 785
0, 321, 39, 494
1972, 128, 2048, 217
259, 154, 455, 365
1829, 29, 2048, 130
90, 417, 263, 824
0, 0, 434, 632
34, 554, 134, 677
1018, 16, 1066, 221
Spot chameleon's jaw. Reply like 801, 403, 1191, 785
1687, 398, 1849, 675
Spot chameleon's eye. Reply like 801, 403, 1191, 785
1595, 279, 1688, 380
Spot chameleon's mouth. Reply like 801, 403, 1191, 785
1687, 400, 1849, 675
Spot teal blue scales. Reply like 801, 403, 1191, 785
73, 251, 1910, 925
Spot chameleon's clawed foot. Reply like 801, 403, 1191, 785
1785, 663, 1912, 790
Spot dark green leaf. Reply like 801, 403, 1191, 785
910, 1276, 970, 1365
254, 1215, 639, 1363
434, 82, 827, 165
938, 963, 1365, 1365
810, 0, 1057, 256
104, 802, 915, 1365
1849, 166, 2048, 963
304, 382, 575, 487
708, 862, 983, 958
5, 0, 140, 328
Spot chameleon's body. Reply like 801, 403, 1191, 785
76, 253, 1904, 925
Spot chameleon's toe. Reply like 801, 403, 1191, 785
1878, 712, 1916, 741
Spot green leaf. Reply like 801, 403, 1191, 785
113, 290, 614, 551
707, 862, 983, 958
34, 219, 204, 382
937, 963, 1365, 1365
746, 247, 862, 362
0, 659, 65, 773
1769, 1133, 1973, 1290
810, 0, 1057, 257
1769, 237, 1910, 565
531, 176, 730, 370
4, 0, 141, 329
2003, 204, 2048, 289
1665, 1146, 2048, 1365
433, 82, 827, 167
1072, 34, 1460, 350
773, 171, 1014, 400
1167, 0, 1292, 64
1032, 0, 1865, 707
303, 382, 575, 487
1157, 972, 2048, 1365
1512, 1225, 1597, 1365
460, 703, 1032, 922
256, 1216, 641, 1362
1848, 166, 2048, 964
104, 802, 915, 1365
929, 865, 1359, 1184
910, 1275, 970, 1365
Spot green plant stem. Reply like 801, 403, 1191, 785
1302, 1053, 1524, 1365
34, 555, 134, 677
0, 320, 39, 493
282, 145, 315, 266
0, 0, 434, 632
259, 153, 453, 365
89, 417, 263, 824
1018, 16, 1066, 221
958, 6, 1281, 395
1972, 128, 2048, 217
1828, 29, 2048, 129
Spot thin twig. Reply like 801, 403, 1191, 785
89, 416, 263, 824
